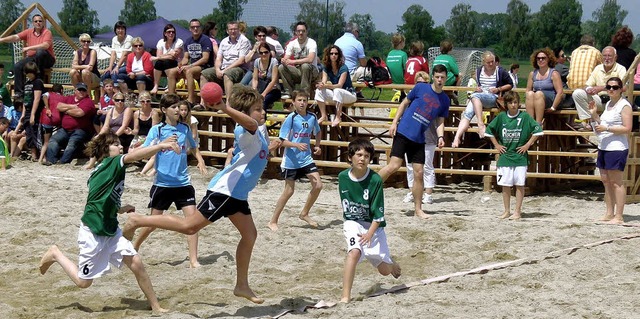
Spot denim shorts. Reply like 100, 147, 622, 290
463, 92, 497, 120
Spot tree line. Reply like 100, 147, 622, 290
1, 0, 639, 60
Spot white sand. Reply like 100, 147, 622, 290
1, 159, 639, 318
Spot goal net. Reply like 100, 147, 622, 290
427, 47, 484, 105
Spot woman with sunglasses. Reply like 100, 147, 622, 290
251, 42, 281, 110
151, 24, 183, 95
525, 47, 564, 124
120, 37, 153, 94
100, 92, 134, 152
315, 45, 357, 127
242, 26, 276, 86
130, 91, 161, 151
69, 33, 101, 91
588, 77, 632, 224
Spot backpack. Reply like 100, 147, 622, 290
363, 57, 392, 87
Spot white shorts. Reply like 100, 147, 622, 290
343, 220, 393, 267
77, 224, 137, 280
496, 166, 527, 187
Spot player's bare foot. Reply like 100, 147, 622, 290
39, 245, 58, 275
233, 286, 264, 304
499, 211, 511, 219
151, 306, 169, 314
331, 117, 341, 127
189, 261, 201, 268
391, 262, 401, 279
415, 209, 430, 219
339, 297, 350, 303
122, 214, 137, 240
509, 213, 522, 220
299, 214, 318, 228
150, 86, 158, 95
267, 222, 279, 232
599, 214, 614, 221
606, 217, 624, 225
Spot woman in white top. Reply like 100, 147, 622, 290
150, 24, 183, 94
588, 76, 632, 224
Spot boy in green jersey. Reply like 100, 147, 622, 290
338, 138, 401, 303
485, 91, 543, 220
38, 132, 179, 314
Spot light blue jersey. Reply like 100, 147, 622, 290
208, 124, 269, 200
143, 122, 197, 187
279, 112, 320, 169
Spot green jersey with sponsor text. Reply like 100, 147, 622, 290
485, 110, 543, 167
338, 168, 386, 228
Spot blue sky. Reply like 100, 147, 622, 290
23, 0, 640, 36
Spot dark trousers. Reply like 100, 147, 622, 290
13, 49, 55, 95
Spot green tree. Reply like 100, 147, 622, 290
397, 4, 440, 48
503, 0, 531, 58
171, 19, 190, 30
474, 13, 507, 48
445, 3, 478, 47
58, 0, 100, 37
294, 0, 346, 50
0, 0, 25, 34
588, 0, 628, 48
200, 0, 248, 34
118, 0, 157, 26
531, 0, 582, 52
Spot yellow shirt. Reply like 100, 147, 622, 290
567, 45, 602, 89
585, 63, 627, 95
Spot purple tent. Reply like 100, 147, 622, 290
94, 17, 191, 50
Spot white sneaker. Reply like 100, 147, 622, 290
422, 194, 433, 204
281, 94, 291, 99
402, 192, 414, 203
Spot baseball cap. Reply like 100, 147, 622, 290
75, 83, 88, 91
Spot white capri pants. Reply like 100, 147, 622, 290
405, 143, 436, 189
314, 88, 357, 105
572, 89, 605, 120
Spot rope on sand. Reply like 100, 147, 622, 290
367, 230, 640, 298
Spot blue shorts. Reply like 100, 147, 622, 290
596, 149, 628, 171
463, 92, 497, 120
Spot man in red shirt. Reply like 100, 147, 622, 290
44, 83, 95, 165
0, 14, 56, 97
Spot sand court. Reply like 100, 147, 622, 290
1, 161, 639, 318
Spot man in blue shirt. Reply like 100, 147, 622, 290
334, 22, 366, 83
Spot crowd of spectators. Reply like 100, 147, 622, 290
0, 14, 639, 169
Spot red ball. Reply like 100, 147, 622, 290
200, 82, 223, 105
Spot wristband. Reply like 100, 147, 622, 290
438, 136, 444, 139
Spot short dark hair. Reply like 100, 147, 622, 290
580, 34, 595, 46
510, 63, 519, 72
503, 90, 520, 104
24, 61, 39, 75
0, 63, 4, 69
432, 64, 447, 75
0, 117, 9, 126
295, 21, 308, 31
253, 26, 267, 37
51, 83, 63, 93
190, 19, 200, 25
203, 21, 216, 37
266, 26, 278, 36
113, 21, 126, 34
292, 90, 309, 101
553, 48, 563, 59
160, 93, 181, 109
348, 138, 374, 159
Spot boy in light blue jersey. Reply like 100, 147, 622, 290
268, 90, 323, 231
124, 85, 268, 304
131, 93, 203, 268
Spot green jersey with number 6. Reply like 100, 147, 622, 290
338, 168, 386, 228
485, 110, 544, 167
81, 155, 126, 237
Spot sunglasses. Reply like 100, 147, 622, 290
166, 30, 175, 34
114, 99, 125, 102
81, 40, 91, 43
536, 56, 547, 60
33, 20, 43, 23
140, 100, 151, 103
329, 52, 339, 56
605, 85, 621, 91
256, 34, 266, 38
133, 44, 143, 48
259, 51, 270, 55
